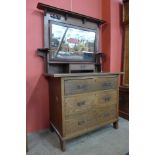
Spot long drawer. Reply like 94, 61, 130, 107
64, 104, 118, 136
64, 90, 117, 116
64, 94, 96, 116
64, 76, 118, 96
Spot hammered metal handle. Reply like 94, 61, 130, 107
104, 96, 111, 102
78, 120, 85, 125
77, 101, 85, 107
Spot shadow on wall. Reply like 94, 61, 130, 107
26, 75, 49, 133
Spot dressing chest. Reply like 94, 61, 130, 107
36, 3, 122, 151
47, 73, 120, 151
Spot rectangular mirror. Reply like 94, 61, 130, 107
49, 23, 96, 61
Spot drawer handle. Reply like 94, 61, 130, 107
78, 120, 85, 125
102, 82, 112, 87
103, 112, 111, 118
80, 65, 86, 69
77, 101, 85, 107
77, 84, 87, 90
103, 110, 115, 118
103, 96, 111, 102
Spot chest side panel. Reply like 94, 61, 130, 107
49, 77, 63, 135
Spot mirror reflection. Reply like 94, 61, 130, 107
50, 24, 96, 61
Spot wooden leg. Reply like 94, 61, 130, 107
26, 134, 28, 152
50, 122, 66, 151
59, 139, 66, 152
49, 126, 54, 132
113, 121, 119, 129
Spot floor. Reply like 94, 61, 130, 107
27, 117, 129, 155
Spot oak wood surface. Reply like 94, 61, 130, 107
37, 2, 105, 26
49, 74, 120, 151
45, 72, 124, 77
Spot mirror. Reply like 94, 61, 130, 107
49, 24, 96, 61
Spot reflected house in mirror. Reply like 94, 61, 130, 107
37, 3, 106, 74
49, 24, 96, 61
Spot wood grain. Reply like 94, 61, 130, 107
64, 94, 96, 116
49, 74, 120, 151
64, 78, 95, 95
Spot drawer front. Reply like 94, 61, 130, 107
96, 90, 118, 107
64, 78, 95, 95
64, 112, 97, 136
64, 94, 96, 116
64, 105, 117, 136
64, 76, 118, 96
95, 77, 118, 90
96, 105, 117, 124
69, 64, 95, 71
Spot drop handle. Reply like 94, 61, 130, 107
77, 101, 85, 107
103, 112, 111, 117
103, 96, 111, 102
77, 84, 87, 89
102, 82, 113, 89
78, 120, 85, 125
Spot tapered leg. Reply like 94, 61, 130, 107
113, 121, 119, 129
60, 139, 66, 152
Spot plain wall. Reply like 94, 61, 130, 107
110, 0, 122, 72
102, 0, 122, 71
27, 0, 103, 133
26, 0, 122, 133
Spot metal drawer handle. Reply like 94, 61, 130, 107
103, 110, 115, 118
103, 112, 111, 117
103, 96, 111, 102
80, 65, 86, 69
78, 120, 85, 125
103, 82, 112, 87
77, 101, 85, 107
77, 84, 87, 89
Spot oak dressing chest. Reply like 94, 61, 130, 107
47, 73, 120, 151
36, 2, 122, 151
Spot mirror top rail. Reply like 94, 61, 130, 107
37, 2, 106, 26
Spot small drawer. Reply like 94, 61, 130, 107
64, 94, 96, 116
64, 78, 95, 96
64, 112, 97, 136
95, 77, 118, 90
96, 104, 117, 124
96, 90, 118, 107
64, 113, 88, 136
69, 64, 95, 71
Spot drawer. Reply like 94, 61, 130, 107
96, 90, 118, 107
96, 105, 117, 124
64, 112, 97, 136
95, 77, 118, 90
69, 64, 95, 71
64, 78, 95, 95
64, 94, 96, 116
